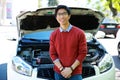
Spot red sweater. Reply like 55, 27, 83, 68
49, 26, 87, 75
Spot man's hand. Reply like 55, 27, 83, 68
61, 67, 72, 78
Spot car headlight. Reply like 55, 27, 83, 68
98, 54, 113, 73
12, 56, 32, 76
85, 33, 93, 41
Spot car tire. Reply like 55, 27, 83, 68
0, 63, 7, 80
118, 42, 120, 58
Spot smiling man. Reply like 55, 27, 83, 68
49, 5, 87, 80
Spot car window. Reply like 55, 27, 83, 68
102, 18, 118, 24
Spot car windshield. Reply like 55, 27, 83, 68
102, 18, 118, 24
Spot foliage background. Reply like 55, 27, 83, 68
38, 0, 120, 22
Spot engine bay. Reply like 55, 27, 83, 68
17, 38, 105, 65
16, 38, 106, 79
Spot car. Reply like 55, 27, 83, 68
99, 18, 120, 38
116, 29, 120, 58
6, 7, 115, 80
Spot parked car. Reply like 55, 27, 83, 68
6, 7, 115, 80
116, 29, 120, 58
99, 18, 120, 38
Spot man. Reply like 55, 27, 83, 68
49, 5, 87, 80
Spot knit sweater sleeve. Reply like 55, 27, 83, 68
49, 31, 58, 61
77, 30, 87, 63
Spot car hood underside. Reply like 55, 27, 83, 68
16, 7, 104, 37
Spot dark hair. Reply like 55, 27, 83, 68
55, 5, 71, 17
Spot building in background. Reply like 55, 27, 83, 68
0, 0, 38, 26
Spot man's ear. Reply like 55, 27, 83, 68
68, 15, 71, 19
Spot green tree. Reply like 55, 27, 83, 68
87, 0, 120, 17
87, 0, 120, 22
104, 0, 120, 17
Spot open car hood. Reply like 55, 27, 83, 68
16, 7, 104, 37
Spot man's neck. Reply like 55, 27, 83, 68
60, 23, 70, 30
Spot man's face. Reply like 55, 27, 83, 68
56, 9, 71, 25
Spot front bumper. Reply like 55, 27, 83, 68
8, 58, 115, 80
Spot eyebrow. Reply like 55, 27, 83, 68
57, 12, 67, 14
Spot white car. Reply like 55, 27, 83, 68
116, 29, 120, 58
2, 7, 115, 80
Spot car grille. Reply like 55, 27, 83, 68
37, 64, 95, 79
82, 65, 95, 78
37, 64, 54, 80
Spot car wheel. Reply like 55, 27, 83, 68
0, 63, 7, 80
118, 42, 120, 58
